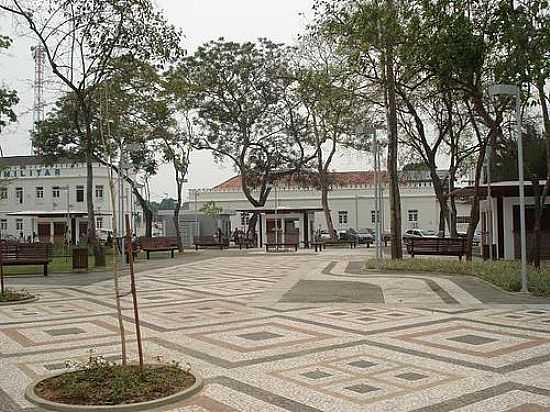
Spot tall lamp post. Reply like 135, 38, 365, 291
357, 125, 386, 266
488, 84, 528, 292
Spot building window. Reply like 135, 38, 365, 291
371, 210, 381, 224
76, 185, 84, 202
0, 187, 7, 200
16, 219, 23, 232
52, 186, 60, 198
36, 186, 44, 199
95, 185, 104, 199
0, 219, 7, 231
338, 211, 348, 225
96, 217, 103, 229
240, 213, 250, 226
408, 209, 419, 227
15, 187, 23, 204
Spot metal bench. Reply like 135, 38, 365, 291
311, 240, 357, 252
265, 242, 298, 252
193, 236, 226, 250
406, 237, 466, 260
0, 242, 50, 276
140, 237, 179, 259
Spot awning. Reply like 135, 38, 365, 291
6, 211, 113, 218
236, 207, 324, 214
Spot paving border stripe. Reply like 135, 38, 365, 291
210, 376, 323, 412
410, 382, 550, 412
328, 262, 460, 304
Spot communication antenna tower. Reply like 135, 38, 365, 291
31, 44, 46, 151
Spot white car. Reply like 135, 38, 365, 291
402, 229, 437, 241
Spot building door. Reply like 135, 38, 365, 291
38, 223, 50, 243
79, 222, 88, 243
54, 222, 66, 244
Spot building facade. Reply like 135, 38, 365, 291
0, 156, 142, 243
187, 171, 472, 237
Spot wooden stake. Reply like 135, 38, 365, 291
125, 214, 144, 371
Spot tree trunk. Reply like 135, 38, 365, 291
174, 180, 184, 252
131, 187, 153, 238
530, 177, 542, 268
438, 207, 447, 236
320, 173, 337, 240
383, 1, 402, 259
84, 120, 98, 255
450, 192, 458, 238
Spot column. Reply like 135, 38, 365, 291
50, 221, 54, 243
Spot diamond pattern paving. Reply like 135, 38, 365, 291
1, 253, 550, 412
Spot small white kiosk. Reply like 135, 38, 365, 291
236, 207, 322, 248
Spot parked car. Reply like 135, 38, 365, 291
402, 229, 437, 242
356, 228, 375, 244
317, 230, 332, 241
339, 228, 367, 243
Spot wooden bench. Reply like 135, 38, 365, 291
0, 242, 50, 276
265, 242, 298, 252
406, 237, 466, 260
140, 237, 179, 259
236, 238, 256, 250
311, 240, 357, 252
194, 236, 226, 250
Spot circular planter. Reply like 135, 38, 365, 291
25, 371, 203, 412
0, 295, 38, 306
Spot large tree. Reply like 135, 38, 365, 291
293, 34, 363, 239
32, 60, 164, 239
179, 39, 313, 236
1, 0, 182, 254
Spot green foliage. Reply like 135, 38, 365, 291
200, 201, 223, 216
172, 38, 313, 207
493, 123, 547, 181
0, 289, 33, 302
159, 198, 177, 210
365, 258, 550, 296
36, 363, 193, 406
0, 34, 19, 132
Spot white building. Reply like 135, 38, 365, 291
188, 171, 472, 238
478, 180, 550, 260
0, 156, 142, 243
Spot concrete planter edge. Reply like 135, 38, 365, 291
0, 295, 39, 306
25, 371, 203, 412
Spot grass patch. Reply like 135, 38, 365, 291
365, 258, 550, 297
35, 365, 195, 406
0, 289, 33, 302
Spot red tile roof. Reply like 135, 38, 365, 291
212, 171, 388, 191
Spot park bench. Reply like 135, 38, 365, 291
405, 237, 466, 260
194, 235, 226, 250
311, 240, 357, 252
265, 242, 298, 252
0, 241, 50, 276
236, 237, 256, 250
140, 236, 179, 259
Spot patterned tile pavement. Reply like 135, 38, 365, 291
1, 250, 550, 411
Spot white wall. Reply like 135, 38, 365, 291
0, 161, 142, 239
188, 184, 472, 235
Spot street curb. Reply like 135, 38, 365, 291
25, 371, 203, 412
0, 295, 39, 306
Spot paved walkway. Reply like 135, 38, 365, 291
1, 251, 550, 411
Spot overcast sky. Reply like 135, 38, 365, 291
0, 0, 368, 200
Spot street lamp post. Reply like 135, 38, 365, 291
488, 84, 528, 292
357, 125, 386, 266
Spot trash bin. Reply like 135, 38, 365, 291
72, 248, 88, 270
